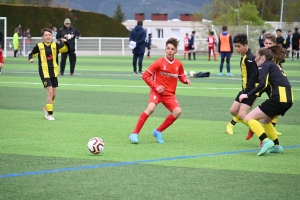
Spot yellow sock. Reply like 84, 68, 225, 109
46, 104, 53, 115
52, 99, 56, 104
240, 118, 248, 126
248, 119, 264, 137
271, 116, 279, 125
262, 123, 277, 141
233, 115, 240, 122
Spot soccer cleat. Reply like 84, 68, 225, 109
152, 129, 164, 143
43, 107, 48, 119
60, 72, 64, 76
226, 73, 235, 76
129, 134, 139, 144
217, 73, 222, 76
267, 145, 284, 153
245, 128, 254, 140
226, 123, 234, 134
257, 139, 274, 156
47, 115, 55, 121
276, 131, 282, 136
138, 71, 143, 74
70, 73, 74, 76
133, 72, 138, 74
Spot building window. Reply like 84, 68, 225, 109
157, 29, 163, 38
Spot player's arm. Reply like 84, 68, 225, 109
142, 70, 160, 90
28, 44, 39, 62
56, 28, 64, 40
247, 64, 269, 97
137, 31, 146, 45
178, 65, 191, 86
244, 57, 258, 94
229, 35, 233, 53
73, 28, 81, 39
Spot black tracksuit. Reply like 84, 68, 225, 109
56, 25, 80, 74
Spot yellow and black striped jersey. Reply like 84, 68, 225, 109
240, 49, 259, 93
248, 60, 293, 103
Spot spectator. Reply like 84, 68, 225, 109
275, 29, 286, 47
146, 33, 152, 58
218, 26, 234, 76
14, 24, 23, 56
129, 20, 146, 74
291, 27, 300, 61
52, 27, 57, 42
23, 28, 31, 55
56, 18, 81, 76
183, 33, 189, 59
207, 31, 217, 61
285, 30, 292, 58
259, 30, 266, 48
188, 31, 196, 60
0, 33, 3, 74
13, 29, 19, 57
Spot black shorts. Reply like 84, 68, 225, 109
259, 98, 293, 118
188, 45, 194, 50
292, 45, 299, 51
41, 77, 58, 88
235, 91, 257, 106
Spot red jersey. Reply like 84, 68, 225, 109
142, 57, 188, 95
0, 48, 3, 64
207, 35, 216, 47
184, 36, 189, 47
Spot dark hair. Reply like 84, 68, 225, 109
41, 28, 52, 36
264, 33, 276, 43
222, 26, 227, 31
295, 28, 298, 31
258, 45, 286, 62
192, 31, 195, 34
233, 33, 248, 45
148, 33, 152, 36
262, 30, 266, 33
166, 38, 179, 49
210, 31, 214, 35
137, 20, 143, 26
276, 29, 282, 32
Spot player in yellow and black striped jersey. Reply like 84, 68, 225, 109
28, 28, 68, 121
239, 45, 293, 156
226, 34, 259, 135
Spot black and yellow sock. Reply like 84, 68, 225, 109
46, 104, 53, 115
230, 115, 239, 125
248, 119, 265, 138
240, 118, 248, 126
271, 116, 279, 127
262, 123, 278, 141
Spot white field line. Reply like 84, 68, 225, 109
0, 81, 300, 90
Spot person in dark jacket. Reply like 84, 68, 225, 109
146, 33, 152, 58
188, 31, 196, 60
56, 18, 80, 76
258, 30, 266, 48
285, 30, 291, 58
129, 20, 146, 74
291, 27, 300, 61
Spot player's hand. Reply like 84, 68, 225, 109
0, 63, 3, 68
156, 86, 165, 94
186, 79, 191, 86
29, 59, 34, 63
64, 34, 68, 38
61, 38, 67, 43
239, 94, 248, 102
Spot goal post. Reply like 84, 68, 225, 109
0, 17, 7, 57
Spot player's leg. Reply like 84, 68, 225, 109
138, 54, 144, 73
226, 96, 241, 134
192, 49, 196, 60
218, 53, 225, 75
208, 47, 211, 61
132, 54, 138, 74
69, 51, 76, 75
188, 46, 191, 60
153, 95, 181, 143
225, 54, 234, 76
60, 52, 67, 75
246, 107, 275, 156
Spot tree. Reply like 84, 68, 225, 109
112, 3, 125, 23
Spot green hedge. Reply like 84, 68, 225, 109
0, 4, 130, 37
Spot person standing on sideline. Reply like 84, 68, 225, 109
188, 31, 196, 60
129, 20, 146, 74
52, 27, 57, 42
207, 31, 217, 61
291, 27, 300, 61
0, 29, 4, 74
28, 28, 68, 121
259, 30, 266, 48
146, 33, 152, 58
23, 28, 31, 55
218, 26, 234, 76
56, 18, 80, 76
285, 30, 292, 58
129, 38, 191, 144
13, 29, 19, 57
14, 24, 23, 56
183, 33, 189, 59
275, 29, 286, 47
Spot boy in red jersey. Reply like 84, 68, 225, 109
207, 31, 217, 61
183, 33, 190, 59
0, 47, 4, 73
129, 38, 192, 144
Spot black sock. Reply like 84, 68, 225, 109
259, 133, 268, 141
273, 138, 279, 145
231, 120, 237, 126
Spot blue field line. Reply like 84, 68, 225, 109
1, 144, 300, 179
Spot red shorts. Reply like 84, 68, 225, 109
184, 46, 189, 51
149, 90, 180, 112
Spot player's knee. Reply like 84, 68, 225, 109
172, 107, 182, 117
221, 58, 225, 63
226, 58, 230, 64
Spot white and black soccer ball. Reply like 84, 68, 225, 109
189, 71, 196, 78
87, 137, 105, 154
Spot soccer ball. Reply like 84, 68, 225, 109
184, 70, 187, 76
87, 137, 105, 154
189, 71, 196, 77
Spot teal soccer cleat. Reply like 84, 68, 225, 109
129, 134, 139, 144
152, 129, 164, 144
257, 139, 274, 156
267, 145, 284, 153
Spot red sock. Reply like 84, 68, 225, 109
184, 52, 186, 58
132, 112, 149, 134
156, 114, 177, 132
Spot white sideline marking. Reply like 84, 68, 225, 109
0, 81, 299, 90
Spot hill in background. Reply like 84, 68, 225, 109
56, 0, 209, 20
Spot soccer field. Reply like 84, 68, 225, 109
0, 55, 300, 199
